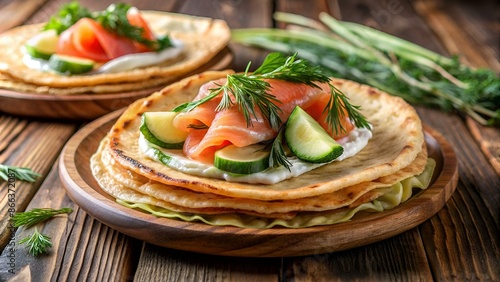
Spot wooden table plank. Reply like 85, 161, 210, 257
283, 229, 433, 281
0, 0, 49, 32
0, 161, 143, 281
413, 0, 500, 72
0, 122, 77, 249
134, 245, 281, 282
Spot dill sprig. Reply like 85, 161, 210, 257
326, 85, 371, 135
0, 164, 41, 183
176, 52, 370, 132
231, 12, 500, 126
11, 208, 73, 228
268, 127, 292, 170
19, 228, 52, 257
175, 52, 370, 170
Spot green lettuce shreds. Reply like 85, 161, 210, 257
43, 1, 91, 34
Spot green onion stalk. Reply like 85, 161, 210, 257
231, 12, 500, 126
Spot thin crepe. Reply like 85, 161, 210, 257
92, 134, 427, 215
102, 71, 426, 201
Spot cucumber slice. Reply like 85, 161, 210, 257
48, 54, 94, 74
214, 144, 270, 174
140, 112, 189, 149
285, 106, 344, 163
24, 29, 59, 60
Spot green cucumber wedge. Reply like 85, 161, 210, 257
214, 144, 270, 174
140, 112, 189, 149
48, 54, 94, 74
285, 106, 344, 163
24, 29, 59, 60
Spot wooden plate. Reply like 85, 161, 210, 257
0, 48, 232, 120
59, 110, 458, 257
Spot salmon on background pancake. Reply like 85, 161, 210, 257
101, 70, 426, 201
0, 11, 230, 95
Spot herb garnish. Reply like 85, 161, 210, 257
0, 164, 41, 182
175, 52, 370, 132
175, 52, 370, 170
43, 2, 172, 51
268, 127, 292, 169
19, 228, 52, 257
13, 208, 73, 257
231, 12, 500, 126
11, 207, 73, 228
43, 1, 92, 34
94, 4, 172, 51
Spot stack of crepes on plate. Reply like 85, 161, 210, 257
0, 6, 230, 95
90, 70, 435, 229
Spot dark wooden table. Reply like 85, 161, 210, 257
0, 0, 498, 281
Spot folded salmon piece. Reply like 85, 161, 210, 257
173, 78, 354, 163
56, 7, 156, 63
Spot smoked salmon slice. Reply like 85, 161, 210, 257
56, 9, 156, 62
126, 7, 156, 52
174, 79, 355, 164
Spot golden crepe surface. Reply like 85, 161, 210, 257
0, 11, 230, 95
92, 134, 428, 216
88, 70, 432, 228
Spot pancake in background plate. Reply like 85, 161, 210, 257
0, 11, 230, 95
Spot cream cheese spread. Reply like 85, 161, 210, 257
139, 126, 372, 184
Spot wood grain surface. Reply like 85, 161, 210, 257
0, 0, 498, 281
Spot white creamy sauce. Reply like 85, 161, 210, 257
97, 40, 184, 73
139, 126, 373, 185
23, 51, 51, 72
22, 39, 184, 74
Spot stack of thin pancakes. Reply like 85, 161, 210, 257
91, 71, 434, 228
0, 12, 230, 95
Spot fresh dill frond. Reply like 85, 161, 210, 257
176, 52, 370, 133
268, 127, 292, 171
19, 228, 53, 257
11, 208, 73, 228
211, 74, 284, 129
325, 85, 371, 136
0, 164, 41, 183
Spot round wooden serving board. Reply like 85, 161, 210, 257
0, 48, 232, 120
59, 110, 459, 257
